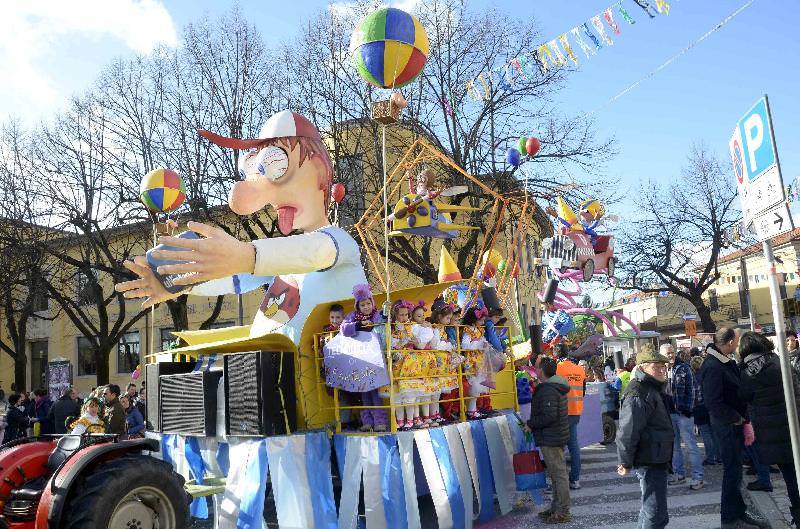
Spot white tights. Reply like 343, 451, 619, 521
466, 380, 482, 413
393, 391, 419, 423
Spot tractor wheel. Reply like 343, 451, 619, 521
62, 455, 189, 529
601, 415, 617, 445
607, 257, 616, 278
582, 259, 594, 282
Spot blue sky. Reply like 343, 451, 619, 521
2, 0, 798, 217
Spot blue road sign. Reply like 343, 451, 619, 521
732, 96, 778, 183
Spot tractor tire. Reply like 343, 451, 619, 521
582, 259, 595, 282
607, 257, 616, 278
61, 455, 189, 529
601, 415, 617, 445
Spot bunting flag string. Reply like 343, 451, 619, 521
464, 0, 671, 101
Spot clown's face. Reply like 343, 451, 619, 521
357, 299, 374, 315
229, 141, 327, 235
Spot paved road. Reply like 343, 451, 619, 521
479, 443, 730, 529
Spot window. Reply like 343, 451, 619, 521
709, 289, 719, 312
117, 331, 140, 374
76, 270, 97, 305
77, 337, 96, 376
31, 286, 48, 312
738, 282, 750, 319
336, 155, 365, 228
521, 303, 528, 331
160, 327, 176, 352
30, 341, 48, 389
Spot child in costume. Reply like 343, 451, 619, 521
410, 301, 439, 427
389, 300, 426, 430
69, 397, 105, 435
429, 302, 464, 424
482, 307, 512, 414
439, 302, 463, 421
460, 307, 494, 420
341, 284, 388, 432
321, 303, 358, 427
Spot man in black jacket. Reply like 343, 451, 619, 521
616, 345, 673, 529
702, 327, 767, 529
529, 356, 571, 524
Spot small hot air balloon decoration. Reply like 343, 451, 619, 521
140, 168, 186, 213
350, 7, 429, 89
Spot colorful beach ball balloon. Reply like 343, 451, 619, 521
139, 168, 186, 213
350, 7, 429, 89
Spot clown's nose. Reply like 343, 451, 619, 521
229, 180, 271, 216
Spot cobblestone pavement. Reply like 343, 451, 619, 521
479, 443, 746, 529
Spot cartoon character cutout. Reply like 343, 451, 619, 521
258, 276, 300, 332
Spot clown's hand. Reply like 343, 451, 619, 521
115, 256, 182, 309
150, 221, 256, 285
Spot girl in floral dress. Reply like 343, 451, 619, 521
410, 301, 438, 427
389, 300, 425, 430
429, 301, 464, 424
460, 307, 492, 419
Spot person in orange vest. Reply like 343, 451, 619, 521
556, 346, 587, 490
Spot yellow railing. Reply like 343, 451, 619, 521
314, 324, 518, 434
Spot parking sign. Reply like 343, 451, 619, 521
731, 96, 785, 224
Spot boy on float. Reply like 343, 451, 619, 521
115, 111, 368, 345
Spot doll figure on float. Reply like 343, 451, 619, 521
114, 110, 368, 346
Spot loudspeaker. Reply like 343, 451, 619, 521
541, 278, 559, 304
159, 370, 221, 436
145, 362, 195, 432
529, 324, 542, 361
224, 351, 296, 436
614, 350, 625, 370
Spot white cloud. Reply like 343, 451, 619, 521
0, 0, 177, 119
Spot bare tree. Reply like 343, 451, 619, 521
280, 0, 613, 282
617, 144, 742, 332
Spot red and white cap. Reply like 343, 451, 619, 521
198, 110, 321, 150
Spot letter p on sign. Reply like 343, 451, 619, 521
743, 113, 764, 172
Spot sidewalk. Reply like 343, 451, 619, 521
746, 472, 793, 529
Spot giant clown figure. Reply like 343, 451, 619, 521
116, 111, 368, 345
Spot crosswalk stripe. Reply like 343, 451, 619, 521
570, 491, 720, 516
593, 513, 721, 529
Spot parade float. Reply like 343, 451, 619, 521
0, 7, 626, 529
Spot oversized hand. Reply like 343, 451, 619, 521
150, 221, 255, 285
115, 256, 179, 309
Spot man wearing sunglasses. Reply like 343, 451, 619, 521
115, 111, 368, 345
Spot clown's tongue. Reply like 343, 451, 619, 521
277, 206, 297, 235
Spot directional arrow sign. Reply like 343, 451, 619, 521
751, 203, 794, 241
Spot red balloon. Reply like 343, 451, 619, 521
525, 137, 541, 157
482, 263, 496, 279
331, 183, 346, 204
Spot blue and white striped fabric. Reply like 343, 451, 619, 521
218, 438, 269, 529
265, 432, 337, 529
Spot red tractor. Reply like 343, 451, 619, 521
0, 435, 189, 529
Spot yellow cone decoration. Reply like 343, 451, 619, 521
556, 196, 578, 226
438, 247, 462, 282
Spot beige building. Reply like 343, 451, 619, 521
605, 227, 800, 341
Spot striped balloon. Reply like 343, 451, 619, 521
139, 168, 186, 213
350, 7, 429, 89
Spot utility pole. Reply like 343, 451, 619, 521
740, 255, 756, 331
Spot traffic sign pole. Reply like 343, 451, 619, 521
764, 241, 800, 491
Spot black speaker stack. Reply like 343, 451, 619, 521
224, 351, 296, 436
145, 362, 195, 432
160, 370, 222, 436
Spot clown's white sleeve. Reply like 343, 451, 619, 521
188, 273, 273, 296
250, 231, 338, 276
